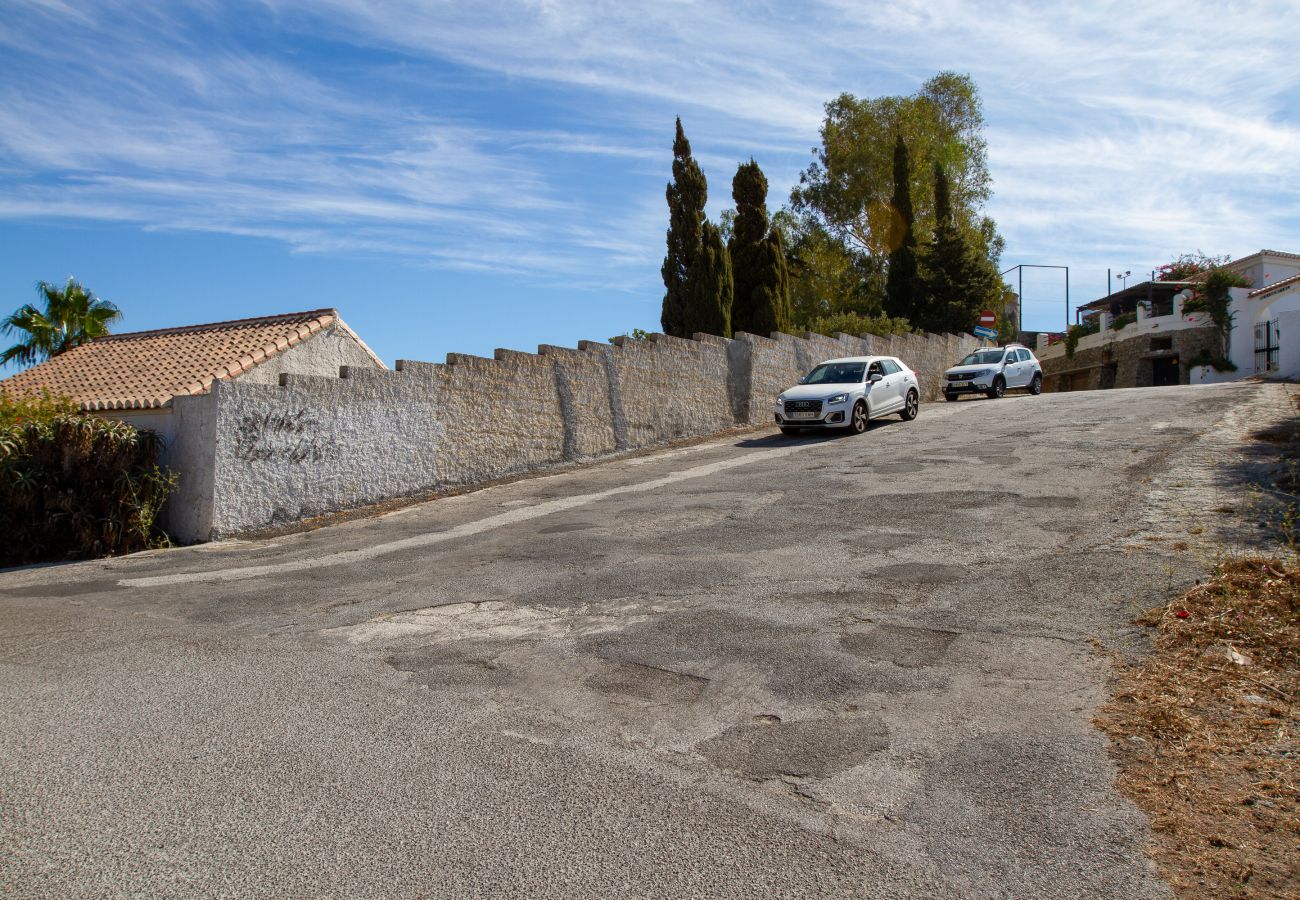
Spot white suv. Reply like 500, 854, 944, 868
943, 344, 1043, 401
775, 356, 920, 436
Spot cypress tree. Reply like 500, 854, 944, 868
728, 160, 789, 336
920, 162, 1002, 333
682, 222, 733, 337
884, 135, 920, 322
661, 119, 707, 337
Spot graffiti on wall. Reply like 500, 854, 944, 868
233, 408, 337, 463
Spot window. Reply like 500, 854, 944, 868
881, 359, 901, 375
1150, 337, 1173, 352
1016, 349, 1031, 362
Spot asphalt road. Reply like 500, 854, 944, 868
2, 381, 1292, 897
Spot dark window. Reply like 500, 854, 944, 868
881, 359, 901, 375
1150, 337, 1173, 351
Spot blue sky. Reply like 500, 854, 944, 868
2, 0, 1297, 372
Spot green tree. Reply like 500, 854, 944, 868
918, 162, 1003, 334
682, 222, 733, 337
776, 212, 888, 329
791, 72, 1000, 260
884, 135, 921, 322
661, 118, 708, 337
728, 160, 789, 336
2, 277, 122, 368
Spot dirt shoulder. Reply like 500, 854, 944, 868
1096, 387, 1299, 898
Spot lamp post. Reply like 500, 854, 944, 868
1117, 269, 1132, 290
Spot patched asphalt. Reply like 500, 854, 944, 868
1, 381, 1293, 897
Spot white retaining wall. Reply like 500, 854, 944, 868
165, 329, 980, 541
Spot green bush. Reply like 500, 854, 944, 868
0, 395, 176, 565
801, 311, 914, 339
1065, 319, 1100, 357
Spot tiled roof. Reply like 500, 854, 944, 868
0, 308, 369, 410
1249, 272, 1300, 300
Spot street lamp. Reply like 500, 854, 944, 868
1117, 270, 1132, 290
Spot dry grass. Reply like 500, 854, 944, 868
1095, 558, 1298, 898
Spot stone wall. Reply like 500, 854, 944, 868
167, 329, 981, 541
1041, 326, 1220, 392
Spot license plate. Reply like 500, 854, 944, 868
788, 411, 818, 419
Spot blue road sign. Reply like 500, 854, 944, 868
973, 325, 998, 340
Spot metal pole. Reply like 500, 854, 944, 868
1018, 267, 1023, 337
1107, 268, 1111, 297
1065, 266, 1070, 333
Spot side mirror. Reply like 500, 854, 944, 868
869, 373, 883, 383
798, 376, 807, 384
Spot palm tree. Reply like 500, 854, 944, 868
1, 278, 122, 367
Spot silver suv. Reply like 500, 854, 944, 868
944, 344, 1043, 401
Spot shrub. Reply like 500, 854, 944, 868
1065, 319, 1100, 357
0, 397, 176, 565
801, 311, 914, 339
1109, 311, 1137, 331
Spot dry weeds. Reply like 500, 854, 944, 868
1096, 558, 1298, 898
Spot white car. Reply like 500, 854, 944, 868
775, 356, 920, 436
943, 344, 1043, 401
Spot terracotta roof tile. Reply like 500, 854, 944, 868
0, 308, 353, 411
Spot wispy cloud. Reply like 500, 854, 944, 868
0, 0, 1296, 328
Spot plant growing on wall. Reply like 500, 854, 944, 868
1064, 319, 1099, 357
1182, 266, 1247, 369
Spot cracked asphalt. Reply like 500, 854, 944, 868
1, 381, 1292, 897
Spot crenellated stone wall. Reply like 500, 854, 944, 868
166, 328, 981, 541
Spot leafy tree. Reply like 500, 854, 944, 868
775, 212, 888, 329
917, 162, 1003, 334
728, 160, 789, 336
2, 277, 122, 368
661, 118, 708, 337
791, 72, 998, 257
884, 135, 921, 322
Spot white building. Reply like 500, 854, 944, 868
1224, 250, 1300, 380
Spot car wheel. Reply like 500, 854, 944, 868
900, 389, 919, 421
987, 376, 1005, 399
779, 426, 802, 436
850, 401, 869, 434
944, 391, 958, 402
1028, 372, 1043, 395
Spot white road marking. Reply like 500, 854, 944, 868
119, 443, 809, 587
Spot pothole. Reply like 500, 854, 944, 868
586, 661, 708, 704
840, 624, 960, 667
697, 717, 889, 779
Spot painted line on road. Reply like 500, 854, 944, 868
119, 443, 811, 587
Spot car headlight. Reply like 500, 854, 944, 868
776, 395, 785, 404
975, 369, 993, 378
827, 393, 848, 404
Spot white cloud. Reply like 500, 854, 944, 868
0, 0, 1295, 324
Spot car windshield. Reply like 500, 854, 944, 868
960, 350, 1006, 365
803, 362, 866, 384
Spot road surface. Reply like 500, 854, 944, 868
1, 381, 1291, 897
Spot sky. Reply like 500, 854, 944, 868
1, 0, 1297, 372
